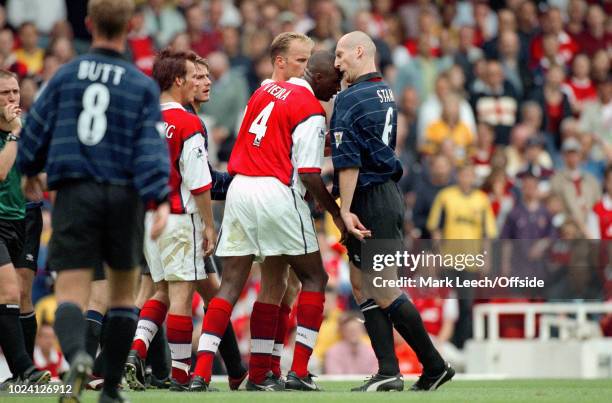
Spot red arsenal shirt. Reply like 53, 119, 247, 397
160, 102, 212, 214
228, 78, 326, 196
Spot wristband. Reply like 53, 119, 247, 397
5, 133, 18, 142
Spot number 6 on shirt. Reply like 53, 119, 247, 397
381, 106, 393, 146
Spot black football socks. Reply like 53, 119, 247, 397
85, 309, 104, 360
147, 324, 170, 379
0, 304, 32, 376
360, 299, 400, 376
54, 302, 86, 364
384, 294, 445, 375
219, 320, 247, 379
103, 307, 138, 397
19, 311, 37, 360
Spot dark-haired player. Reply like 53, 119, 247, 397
125, 49, 216, 392
126, 53, 247, 392
189, 56, 247, 389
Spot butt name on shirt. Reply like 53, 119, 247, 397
77, 60, 126, 85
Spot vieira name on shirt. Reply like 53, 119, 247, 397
262, 82, 292, 101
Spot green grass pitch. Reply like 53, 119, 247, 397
4, 380, 612, 403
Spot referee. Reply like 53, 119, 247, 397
0, 70, 50, 387
331, 31, 454, 392
18, 1, 170, 402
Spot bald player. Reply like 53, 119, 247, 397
331, 31, 454, 392
190, 51, 347, 392
250, 32, 314, 387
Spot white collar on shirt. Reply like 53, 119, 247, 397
288, 77, 314, 95
259, 77, 314, 95
160, 101, 185, 111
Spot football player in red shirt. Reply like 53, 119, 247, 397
190, 51, 358, 392
187, 56, 248, 390
125, 49, 216, 391
249, 32, 316, 388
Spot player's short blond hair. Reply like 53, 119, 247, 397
88, 0, 135, 39
0, 69, 17, 81
269, 32, 313, 64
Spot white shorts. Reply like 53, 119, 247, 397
144, 212, 207, 282
216, 175, 318, 262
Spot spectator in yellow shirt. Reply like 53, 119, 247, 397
426, 163, 497, 240
422, 93, 475, 164
14, 22, 44, 75
426, 163, 497, 348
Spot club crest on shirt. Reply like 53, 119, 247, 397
334, 131, 343, 147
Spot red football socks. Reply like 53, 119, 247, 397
167, 313, 193, 385
194, 297, 233, 382
248, 302, 280, 383
291, 291, 324, 377
132, 299, 167, 360
271, 303, 292, 377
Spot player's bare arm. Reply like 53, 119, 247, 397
193, 190, 216, 256
300, 172, 346, 238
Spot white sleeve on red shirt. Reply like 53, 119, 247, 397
180, 133, 212, 194
292, 114, 326, 174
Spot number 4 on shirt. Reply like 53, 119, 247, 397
248, 101, 275, 147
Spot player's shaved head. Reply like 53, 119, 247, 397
304, 50, 341, 102
334, 31, 378, 84
338, 31, 376, 59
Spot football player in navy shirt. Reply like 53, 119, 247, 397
331, 31, 454, 392
18, 1, 170, 401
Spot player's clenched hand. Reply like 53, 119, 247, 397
1, 103, 22, 132
203, 226, 217, 257
341, 211, 371, 242
150, 202, 170, 240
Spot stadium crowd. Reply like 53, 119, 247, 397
0, 0, 610, 380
